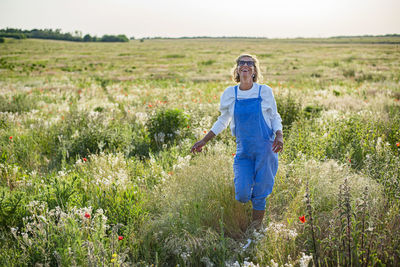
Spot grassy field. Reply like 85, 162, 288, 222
0, 37, 400, 266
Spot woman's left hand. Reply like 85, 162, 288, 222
272, 130, 283, 153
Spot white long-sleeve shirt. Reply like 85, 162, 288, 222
210, 83, 283, 137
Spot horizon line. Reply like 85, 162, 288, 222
1, 27, 399, 40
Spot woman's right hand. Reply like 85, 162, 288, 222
190, 131, 215, 153
191, 140, 206, 153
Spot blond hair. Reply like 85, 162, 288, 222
231, 54, 263, 83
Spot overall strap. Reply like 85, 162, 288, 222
234, 85, 238, 100
258, 85, 262, 98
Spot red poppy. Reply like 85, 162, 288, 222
118, 236, 123, 241
83, 157, 87, 162
187, 125, 190, 128
203, 130, 207, 134
299, 215, 306, 223
232, 153, 236, 156
396, 142, 400, 147
349, 159, 351, 163
84, 212, 91, 219
148, 104, 152, 108
9, 136, 12, 140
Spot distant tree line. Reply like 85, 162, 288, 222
330, 34, 400, 38
0, 28, 129, 42
135, 34, 400, 41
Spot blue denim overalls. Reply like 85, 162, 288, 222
233, 84, 279, 211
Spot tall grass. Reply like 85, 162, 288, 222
0, 37, 399, 265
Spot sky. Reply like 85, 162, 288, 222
0, 0, 399, 38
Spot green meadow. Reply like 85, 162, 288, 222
0, 37, 399, 266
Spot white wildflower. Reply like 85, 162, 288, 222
173, 155, 191, 170
225, 261, 240, 267
265, 222, 298, 240
134, 112, 148, 124
201, 257, 215, 267
154, 132, 165, 143
21, 232, 32, 246
299, 252, 313, 267
71, 130, 80, 139
269, 259, 278, 267
243, 261, 260, 267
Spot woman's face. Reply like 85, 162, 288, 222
237, 56, 256, 82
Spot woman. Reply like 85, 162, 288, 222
191, 54, 283, 229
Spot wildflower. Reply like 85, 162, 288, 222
232, 153, 236, 156
118, 236, 123, 240
187, 125, 190, 128
84, 212, 91, 219
299, 252, 313, 267
148, 104, 152, 108
83, 157, 87, 162
110, 258, 116, 263
9, 136, 13, 140
203, 130, 207, 133
348, 159, 351, 163
299, 215, 306, 223
396, 142, 400, 147
112, 253, 117, 258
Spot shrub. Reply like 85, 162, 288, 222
275, 93, 302, 130
48, 110, 135, 168
83, 34, 92, 42
303, 105, 323, 119
0, 32, 26, 39
146, 108, 189, 151
100, 34, 129, 42
0, 188, 29, 229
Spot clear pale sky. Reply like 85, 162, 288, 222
1, 0, 399, 38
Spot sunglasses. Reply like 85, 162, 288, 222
238, 60, 255, 67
